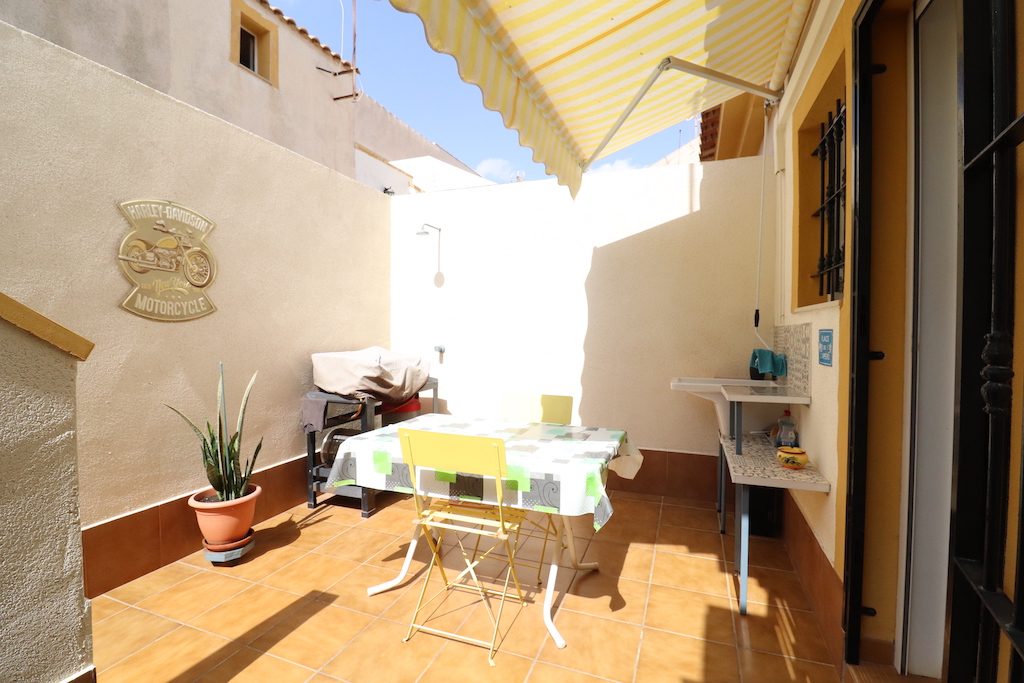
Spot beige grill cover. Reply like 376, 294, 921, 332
312, 347, 429, 403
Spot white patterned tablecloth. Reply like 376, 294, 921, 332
326, 413, 643, 529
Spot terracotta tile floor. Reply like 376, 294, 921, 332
92, 491, 839, 682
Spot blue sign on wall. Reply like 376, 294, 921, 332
819, 329, 834, 366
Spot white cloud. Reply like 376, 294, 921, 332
588, 158, 643, 174
475, 158, 515, 182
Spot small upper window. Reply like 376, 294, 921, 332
239, 27, 257, 72
231, 0, 278, 86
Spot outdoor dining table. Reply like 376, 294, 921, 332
324, 412, 644, 647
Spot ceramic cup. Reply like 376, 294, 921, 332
777, 447, 808, 470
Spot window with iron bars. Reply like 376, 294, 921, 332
812, 101, 846, 299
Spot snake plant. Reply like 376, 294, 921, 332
167, 363, 263, 501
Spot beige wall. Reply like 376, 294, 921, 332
390, 159, 776, 455
0, 320, 91, 682
771, 0, 852, 567
0, 1, 480, 188
0, 22, 391, 526
355, 96, 475, 174
0, 0, 358, 176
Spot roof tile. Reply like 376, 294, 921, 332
258, 0, 349, 64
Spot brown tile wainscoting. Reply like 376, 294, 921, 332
65, 666, 96, 683
82, 456, 308, 598
781, 494, 895, 670
85, 447, 723, 598
608, 449, 725, 504
782, 490, 846, 676
861, 636, 897, 667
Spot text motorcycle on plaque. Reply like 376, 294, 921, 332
117, 200, 218, 321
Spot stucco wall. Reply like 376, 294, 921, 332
0, 22, 390, 525
0, 0, 357, 176
782, 304, 841, 565
770, 0, 855, 568
355, 96, 475, 174
771, 153, 843, 568
0, 320, 91, 682
356, 149, 416, 196
390, 159, 776, 455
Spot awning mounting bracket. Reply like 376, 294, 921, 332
580, 56, 782, 172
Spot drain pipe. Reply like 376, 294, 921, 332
752, 0, 810, 349
754, 0, 811, 349
753, 102, 773, 351
350, 0, 358, 96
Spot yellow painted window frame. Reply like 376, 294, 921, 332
231, 0, 278, 87
793, 56, 847, 309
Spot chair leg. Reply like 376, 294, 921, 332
432, 528, 452, 587
488, 562, 513, 666
510, 513, 558, 586
503, 537, 525, 603
403, 520, 528, 665
404, 558, 434, 643
476, 536, 527, 666
405, 525, 449, 643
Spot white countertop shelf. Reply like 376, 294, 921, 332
719, 434, 830, 493
720, 385, 811, 405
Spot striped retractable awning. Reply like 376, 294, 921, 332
389, 0, 811, 196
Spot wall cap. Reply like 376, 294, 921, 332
0, 292, 94, 361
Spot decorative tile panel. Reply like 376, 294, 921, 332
773, 323, 812, 396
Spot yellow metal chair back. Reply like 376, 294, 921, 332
398, 428, 510, 516
498, 393, 573, 584
500, 392, 573, 425
399, 429, 509, 480
397, 428, 526, 665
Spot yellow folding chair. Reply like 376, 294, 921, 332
499, 393, 574, 584
398, 428, 527, 666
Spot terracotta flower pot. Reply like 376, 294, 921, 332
188, 484, 262, 545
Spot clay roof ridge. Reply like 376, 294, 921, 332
259, 0, 350, 65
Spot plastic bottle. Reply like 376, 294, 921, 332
777, 410, 797, 447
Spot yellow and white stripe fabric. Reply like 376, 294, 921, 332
389, 0, 807, 196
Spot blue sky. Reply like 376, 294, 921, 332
275, 0, 697, 183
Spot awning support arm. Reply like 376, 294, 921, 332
580, 56, 782, 172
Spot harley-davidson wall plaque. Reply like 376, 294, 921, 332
117, 200, 218, 321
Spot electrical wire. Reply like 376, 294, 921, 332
338, 0, 362, 100
337, 0, 346, 59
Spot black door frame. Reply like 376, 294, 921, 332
844, 0, 883, 665
945, 0, 1024, 679
848, 0, 1021, 673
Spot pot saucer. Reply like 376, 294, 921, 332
202, 528, 255, 552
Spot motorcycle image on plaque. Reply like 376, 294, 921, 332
117, 200, 217, 321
